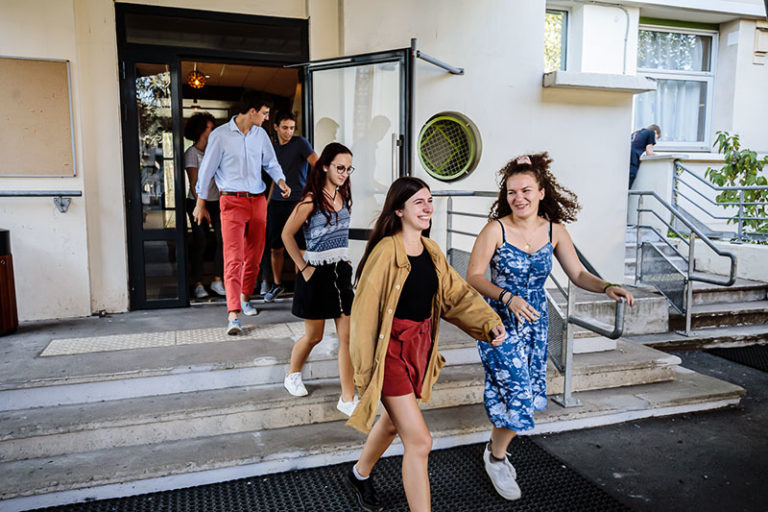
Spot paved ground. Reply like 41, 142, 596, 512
536, 349, 768, 512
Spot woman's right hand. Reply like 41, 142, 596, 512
301, 265, 315, 281
508, 295, 540, 324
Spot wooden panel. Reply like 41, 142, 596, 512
0, 57, 75, 176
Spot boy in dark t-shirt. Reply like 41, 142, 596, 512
629, 124, 661, 188
264, 112, 319, 302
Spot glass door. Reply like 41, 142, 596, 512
121, 60, 187, 308
303, 49, 412, 262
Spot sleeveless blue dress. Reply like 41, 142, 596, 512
476, 219, 553, 431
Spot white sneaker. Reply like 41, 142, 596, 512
210, 280, 226, 296
193, 284, 209, 299
284, 372, 308, 397
483, 442, 521, 500
336, 395, 359, 417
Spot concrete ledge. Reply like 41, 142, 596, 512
542, 71, 656, 93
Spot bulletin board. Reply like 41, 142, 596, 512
0, 57, 76, 177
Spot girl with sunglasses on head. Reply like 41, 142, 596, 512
344, 176, 506, 512
466, 153, 634, 501
281, 142, 358, 416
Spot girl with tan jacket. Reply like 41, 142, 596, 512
345, 177, 506, 512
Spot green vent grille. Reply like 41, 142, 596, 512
418, 112, 481, 181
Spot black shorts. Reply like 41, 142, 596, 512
267, 200, 305, 250
292, 261, 354, 319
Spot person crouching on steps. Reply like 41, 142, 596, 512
281, 142, 358, 416
344, 177, 506, 512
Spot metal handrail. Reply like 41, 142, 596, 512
630, 190, 737, 287
673, 161, 768, 241
436, 189, 626, 407
630, 189, 738, 334
0, 190, 82, 213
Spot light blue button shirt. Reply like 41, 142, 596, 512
195, 117, 286, 200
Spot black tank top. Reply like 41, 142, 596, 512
395, 249, 438, 321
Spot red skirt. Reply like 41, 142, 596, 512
381, 317, 433, 398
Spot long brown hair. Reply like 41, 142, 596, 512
302, 142, 353, 226
355, 176, 430, 282
489, 152, 581, 223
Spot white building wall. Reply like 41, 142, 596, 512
341, 0, 632, 281
0, 0, 92, 320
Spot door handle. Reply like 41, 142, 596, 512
391, 133, 401, 181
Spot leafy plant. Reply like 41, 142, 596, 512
705, 131, 768, 237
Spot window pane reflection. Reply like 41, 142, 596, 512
144, 240, 179, 300
136, 64, 176, 230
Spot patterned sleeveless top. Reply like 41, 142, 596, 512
303, 203, 350, 265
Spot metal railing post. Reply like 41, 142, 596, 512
552, 280, 582, 408
446, 196, 453, 266
635, 195, 643, 284
737, 189, 745, 243
685, 232, 696, 336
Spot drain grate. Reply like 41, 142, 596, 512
32, 438, 630, 512
707, 344, 768, 373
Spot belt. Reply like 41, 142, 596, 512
220, 191, 264, 198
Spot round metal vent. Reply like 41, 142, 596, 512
417, 112, 481, 181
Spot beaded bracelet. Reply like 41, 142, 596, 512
504, 293, 514, 308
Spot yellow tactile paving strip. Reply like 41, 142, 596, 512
40, 321, 337, 357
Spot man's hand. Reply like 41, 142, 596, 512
192, 198, 210, 226
278, 179, 291, 199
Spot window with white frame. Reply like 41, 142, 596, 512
634, 25, 717, 149
544, 9, 567, 73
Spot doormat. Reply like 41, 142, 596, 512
707, 344, 768, 373
31, 438, 630, 512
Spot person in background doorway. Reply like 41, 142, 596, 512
281, 143, 357, 416
193, 91, 290, 335
184, 112, 225, 299
345, 177, 505, 512
263, 111, 319, 302
629, 124, 661, 188
466, 153, 634, 502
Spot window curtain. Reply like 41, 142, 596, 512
634, 80, 706, 142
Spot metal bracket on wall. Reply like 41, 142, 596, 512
53, 196, 72, 213
410, 38, 464, 75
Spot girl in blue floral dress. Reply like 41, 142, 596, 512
466, 153, 635, 501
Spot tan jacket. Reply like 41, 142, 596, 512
346, 233, 503, 433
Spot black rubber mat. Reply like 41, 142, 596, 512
32, 438, 631, 512
707, 344, 768, 373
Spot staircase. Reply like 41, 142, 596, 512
0, 313, 744, 511
623, 229, 768, 351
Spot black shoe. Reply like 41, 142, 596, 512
345, 468, 383, 512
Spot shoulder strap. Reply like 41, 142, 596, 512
496, 219, 506, 243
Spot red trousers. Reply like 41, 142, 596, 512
220, 195, 266, 312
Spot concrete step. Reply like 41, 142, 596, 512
0, 322, 479, 411
689, 278, 768, 306
0, 341, 678, 461
627, 324, 768, 352
0, 368, 743, 511
669, 300, 768, 331
549, 285, 669, 336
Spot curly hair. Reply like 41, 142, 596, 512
489, 152, 581, 223
183, 112, 215, 143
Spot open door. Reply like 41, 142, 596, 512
301, 49, 413, 252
